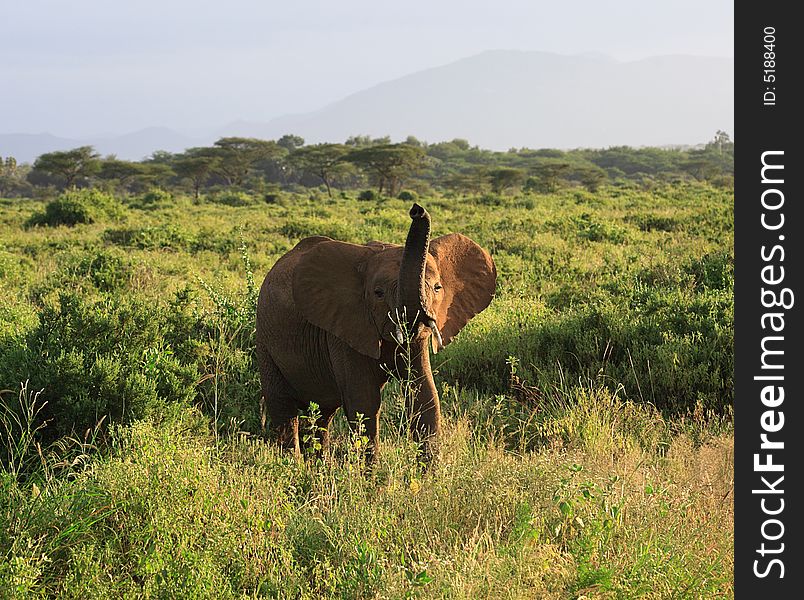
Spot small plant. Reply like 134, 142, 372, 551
0, 381, 48, 480
194, 231, 261, 433
357, 189, 377, 201
397, 190, 416, 201
548, 464, 624, 593
299, 402, 324, 459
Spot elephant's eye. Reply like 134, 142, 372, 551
374, 288, 384, 298
433, 283, 442, 292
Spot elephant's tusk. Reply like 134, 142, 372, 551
425, 318, 443, 352
393, 325, 405, 345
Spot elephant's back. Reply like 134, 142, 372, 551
257, 236, 334, 352
258, 236, 333, 316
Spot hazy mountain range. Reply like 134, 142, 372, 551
1, 51, 733, 163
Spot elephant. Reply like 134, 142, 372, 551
256, 203, 496, 461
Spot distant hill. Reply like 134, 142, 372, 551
220, 51, 733, 149
89, 127, 207, 161
0, 128, 208, 164
0, 133, 83, 163
1, 51, 732, 162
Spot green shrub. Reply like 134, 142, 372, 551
397, 190, 416, 201
72, 248, 133, 292
572, 213, 626, 243
27, 189, 124, 227
0, 292, 200, 439
546, 212, 627, 244
102, 225, 238, 254
357, 189, 377, 201
139, 188, 173, 205
103, 224, 196, 251
627, 213, 681, 232
440, 288, 733, 414
683, 251, 733, 291
280, 218, 357, 242
209, 191, 258, 207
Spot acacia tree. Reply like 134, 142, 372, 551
444, 166, 489, 195
173, 150, 220, 198
97, 158, 144, 191
708, 130, 733, 155
576, 166, 607, 192
30, 146, 100, 188
488, 167, 525, 194
277, 134, 305, 152
529, 162, 571, 193
287, 143, 350, 197
345, 143, 425, 195
207, 137, 282, 187
0, 157, 16, 195
345, 134, 391, 148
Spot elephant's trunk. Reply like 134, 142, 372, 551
395, 203, 442, 459
397, 203, 431, 325
408, 338, 441, 459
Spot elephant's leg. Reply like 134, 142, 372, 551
258, 351, 301, 458
326, 338, 385, 463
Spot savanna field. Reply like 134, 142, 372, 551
0, 182, 733, 597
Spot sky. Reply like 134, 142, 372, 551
0, 0, 733, 138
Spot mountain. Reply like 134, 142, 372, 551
89, 127, 209, 161
2, 51, 733, 162
0, 133, 83, 163
0, 128, 209, 163
221, 51, 733, 149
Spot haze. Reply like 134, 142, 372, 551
1, 0, 733, 144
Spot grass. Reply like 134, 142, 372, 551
1, 386, 733, 598
0, 184, 733, 597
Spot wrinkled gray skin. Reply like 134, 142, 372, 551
256, 203, 496, 462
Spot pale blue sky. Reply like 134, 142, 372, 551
1, 0, 733, 137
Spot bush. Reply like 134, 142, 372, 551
103, 225, 238, 254
74, 248, 133, 292
440, 289, 733, 414
627, 214, 681, 232
208, 191, 258, 207
397, 190, 416, 201
27, 189, 124, 227
357, 190, 377, 201
280, 218, 358, 242
139, 188, 173, 205
0, 291, 201, 440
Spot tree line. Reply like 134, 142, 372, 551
0, 130, 733, 198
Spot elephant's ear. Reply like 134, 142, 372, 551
429, 233, 497, 346
293, 240, 382, 359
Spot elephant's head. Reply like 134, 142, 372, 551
292, 203, 497, 360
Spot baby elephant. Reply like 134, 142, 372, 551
256, 203, 496, 461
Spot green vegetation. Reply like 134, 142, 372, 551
0, 130, 733, 201
0, 159, 733, 596
26, 189, 124, 227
